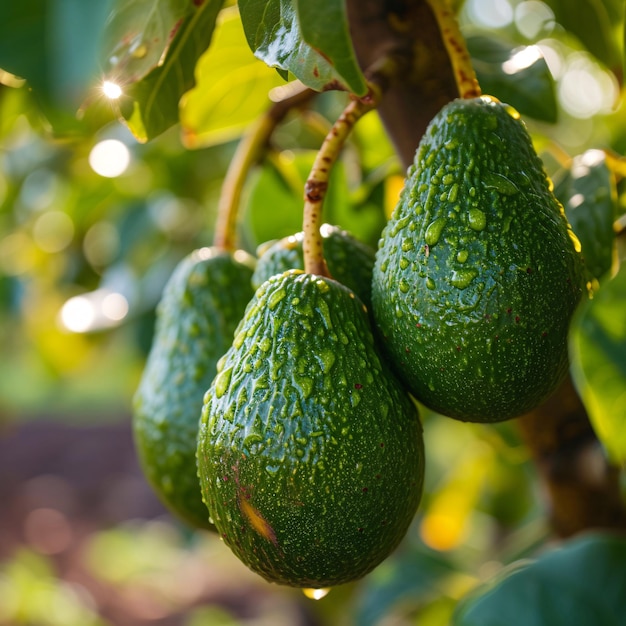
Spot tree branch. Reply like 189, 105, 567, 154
346, 0, 458, 168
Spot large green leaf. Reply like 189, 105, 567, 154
556, 150, 617, 283
116, 0, 225, 142
546, 0, 622, 70
467, 34, 557, 123
454, 533, 626, 626
238, 0, 366, 95
0, 0, 112, 117
295, 0, 366, 95
569, 263, 626, 464
179, 7, 286, 147
101, 0, 191, 84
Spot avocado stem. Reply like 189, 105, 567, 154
213, 82, 315, 251
302, 85, 381, 276
425, 0, 481, 100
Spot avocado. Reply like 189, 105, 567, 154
197, 270, 424, 587
133, 247, 255, 529
252, 224, 376, 309
372, 96, 585, 422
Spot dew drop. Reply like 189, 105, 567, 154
268, 287, 286, 310
456, 250, 469, 263
399, 279, 410, 293
450, 268, 478, 289
468, 209, 486, 231
424, 217, 447, 247
303, 588, 331, 600
504, 103, 521, 120
483, 172, 519, 196
426, 277, 436, 290
214, 366, 233, 398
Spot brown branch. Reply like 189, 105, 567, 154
346, 0, 459, 168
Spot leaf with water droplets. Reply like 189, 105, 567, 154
113, 0, 226, 142
238, 0, 366, 95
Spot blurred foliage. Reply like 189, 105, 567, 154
0, 0, 625, 625
453, 533, 626, 625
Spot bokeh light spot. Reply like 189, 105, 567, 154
60, 296, 96, 333
89, 140, 130, 178
33, 211, 74, 253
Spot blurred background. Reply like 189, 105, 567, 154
0, 0, 624, 624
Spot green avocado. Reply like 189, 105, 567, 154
252, 224, 376, 309
197, 270, 424, 587
133, 247, 255, 529
372, 96, 585, 422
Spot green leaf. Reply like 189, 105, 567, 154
569, 263, 626, 464
117, 0, 226, 142
556, 150, 617, 283
295, 0, 366, 95
467, 34, 557, 123
101, 0, 191, 84
546, 0, 622, 70
454, 533, 626, 626
238, 0, 366, 95
179, 7, 286, 147
0, 0, 113, 118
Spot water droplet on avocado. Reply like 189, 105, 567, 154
424, 217, 447, 246
214, 366, 233, 398
450, 268, 478, 289
503, 103, 521, 120
468, 209, 486, 231
483, 172, 519, 196
303, 588, 331, 600
267, 287, 286, 310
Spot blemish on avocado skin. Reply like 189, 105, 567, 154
239, 495, 279, 547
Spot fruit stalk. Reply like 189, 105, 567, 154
425, 0, 481, 99
213, 83, 315, 250
302, 86, 380, 276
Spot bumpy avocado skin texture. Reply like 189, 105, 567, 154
197, 271, 424, 587
372, 97, 584, 423
252, 224, 376, 309
133, 247, 255, 530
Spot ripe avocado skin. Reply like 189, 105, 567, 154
372, 97, 585, 423
252, 224, 376, 309
133, 247, 255, 530
197, 271, 424, 587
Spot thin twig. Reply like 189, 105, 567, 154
302, 86, 382, 276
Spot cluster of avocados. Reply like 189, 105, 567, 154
133, 96, 585, 589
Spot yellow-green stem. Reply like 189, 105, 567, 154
302, 88, 380, 276
213, 83, 315, 251
425, 0, 481, 100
